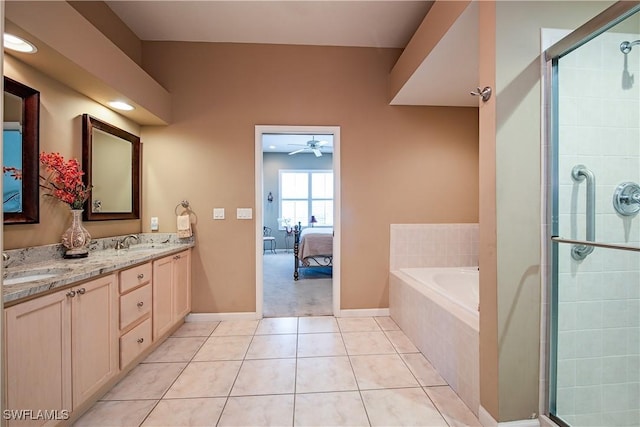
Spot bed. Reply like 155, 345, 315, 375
293, 223, 333, 280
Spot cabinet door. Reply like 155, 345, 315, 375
172, 250, 191, 320
5, 290, 72, 426
153, 255, 173, 339
71, 275, 118, 409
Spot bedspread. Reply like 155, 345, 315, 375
298, 228, 333, 263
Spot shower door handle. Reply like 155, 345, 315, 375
571, 165, 595, 260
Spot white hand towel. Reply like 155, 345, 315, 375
177, 214, 192, 238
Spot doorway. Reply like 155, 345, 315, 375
254, 125, 341, 318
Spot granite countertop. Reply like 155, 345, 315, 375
3, 233, 195, 305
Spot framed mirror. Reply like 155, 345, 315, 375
82, 114, 140, 221
3, 77, 40, 224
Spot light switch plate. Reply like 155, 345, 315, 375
237, 208, 253, 219
150, 216, 159, 231
213, 208, 225, 220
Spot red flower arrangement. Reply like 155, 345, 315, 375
39, 152, 91, 210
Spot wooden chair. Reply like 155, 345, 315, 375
263, 226, 276, 254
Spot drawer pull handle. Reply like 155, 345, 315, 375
174, 255, 181, 260
76, 288, 86, 295
137, 301, 144, 308
66, 290, 76, 298
137, 338, 144, 344
137, 273, 144, 279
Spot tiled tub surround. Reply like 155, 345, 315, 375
389, 223, 480, 416
389, 223, 479, 270
2, 233, 194, 304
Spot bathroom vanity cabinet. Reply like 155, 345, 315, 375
4, 274, 118, 425
118, 263, 153, 368
152, 250, 191, 339
3, 246, 193, 426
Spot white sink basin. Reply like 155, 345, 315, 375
4, 268, 71, 285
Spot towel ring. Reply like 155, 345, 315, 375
174, 200, 190, 216
174, 200, 198, 225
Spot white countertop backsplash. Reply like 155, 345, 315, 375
3, 233, 195, 304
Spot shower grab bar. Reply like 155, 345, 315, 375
571, 165, 596, 260
551, 236, 640, 253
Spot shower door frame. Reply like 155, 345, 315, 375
543, 1, 640, 425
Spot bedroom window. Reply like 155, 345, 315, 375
280, 170, 333, 227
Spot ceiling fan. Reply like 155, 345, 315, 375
288, 137, 329, 157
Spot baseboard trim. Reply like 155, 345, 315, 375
185, 312, 260, 322
478, 406, 540, 427
337, 308, 390, 317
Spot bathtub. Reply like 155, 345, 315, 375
390, 267, 480, 416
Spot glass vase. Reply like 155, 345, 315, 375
61, 209, 91, 258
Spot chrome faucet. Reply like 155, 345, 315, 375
115, 235, 139, 250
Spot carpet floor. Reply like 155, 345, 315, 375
262, 251, 333, 317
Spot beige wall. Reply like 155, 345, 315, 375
478, 0, 499, 419
139, 42, 479, 313
2, 56, 142, 249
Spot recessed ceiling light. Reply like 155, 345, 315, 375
108, 101, 134, 111
4, 33, 37, 53
269, 145, 277, 150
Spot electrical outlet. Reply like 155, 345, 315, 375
150, 216, 159, 231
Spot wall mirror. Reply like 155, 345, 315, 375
82, 114, 140, 221
3, 77, 40, 224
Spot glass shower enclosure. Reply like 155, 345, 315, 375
546, 3, 640, 427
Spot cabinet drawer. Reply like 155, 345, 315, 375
120, 317, 152, 369
120, 263, 152, 293
120, 284, 152, 330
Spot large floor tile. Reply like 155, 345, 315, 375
164, 361, 242, 398
73, 400, 157, 427
231, 358, 296, 396
401, 353, 447, 386
143, 337, 206, 363
192, 335, 252, 361
294, 391, 369, 426
384, 330, 419, 353
297, 332, 346, 357
171, 321, 220, 337
218, 395, 295, 426
296, 356, 358, 393
361, 388, 448, 426
256, 317, 298, 334
374, 316, 400, 331
211, 319, 259, 336
337, 317, 380, 332
425, 385, 482, 426
101, 362, 186, 400
141, 398, 226, 426
342, 331, 396, 355
245, 334, 297, 359
298, 316, 340, 333
351, 354, 419, 389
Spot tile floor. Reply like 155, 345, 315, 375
74, 316, 481, 427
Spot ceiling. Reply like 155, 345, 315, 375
105, 0, 479, 109
105, 1, 433, 49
